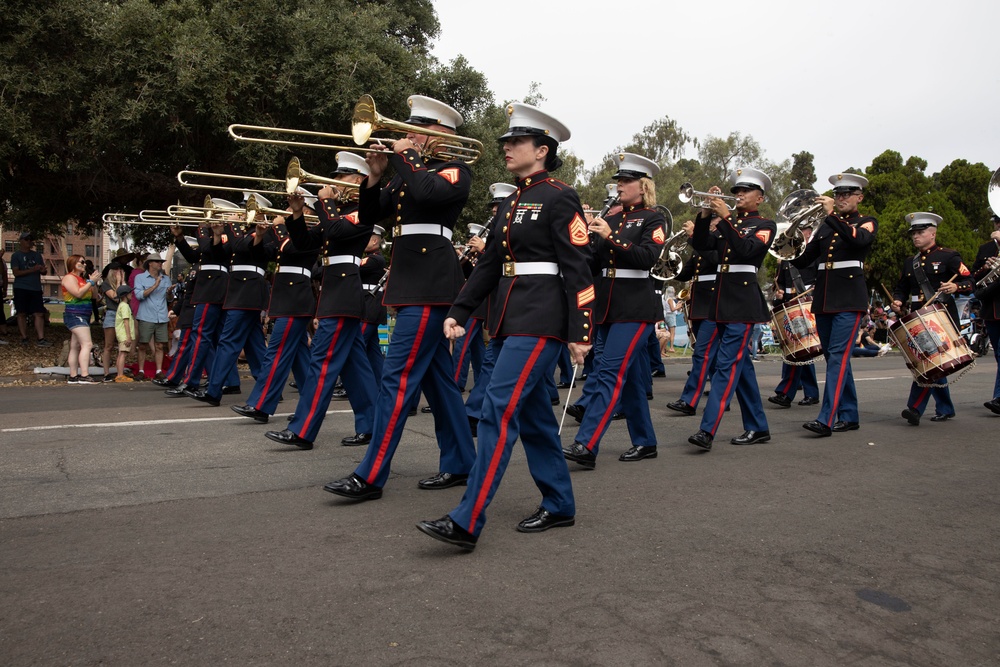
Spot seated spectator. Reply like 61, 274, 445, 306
853, 325, 890, 357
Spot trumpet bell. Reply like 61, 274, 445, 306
352, 95, 377, 146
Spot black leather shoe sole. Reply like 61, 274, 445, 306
798, 397, 819, 406
802, 421, 832, 437
731, 432, 770, 445
666, 401, 696, 416
688, 432, 713, 450
417, 474, 469, 490
322, 477, 382, 500
415, 520, 477, 550
767, 395, 792, 408
231, 405, 268, 423
832, 421, 859, 432
929, 414, 953, 422
516, 515, 575, 533
619, 446, 657, 462
562, 447, 597, 470
901, 408, 921, 426
264, 430, 313, 450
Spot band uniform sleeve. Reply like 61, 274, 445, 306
791, 228, 822, 269
611, 210, 664, 269
947, 250, 974, 293
448, 214, 503, 325
551, 190, 595, 343
174, 234, 200, 264
358, 177, 392, 226
824, 214, 878, 248
285, 213, 319, 251
690, 213, 719, 252
388, 149, 472, 205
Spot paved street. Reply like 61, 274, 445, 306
1, 355, 998, 666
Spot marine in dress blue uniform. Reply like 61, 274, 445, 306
767, 228, 820, 408
160, 268, 197, 387
322, 95, 477, 498
972, 213, 1000, 415
794, 173, 878, 437
667, 220, 720, 415
891, 212, 973, 425
359, 224, 389, 390
231, 188, 321, 423
263, 154, 377, 447
686, 167, 776, 450
416, 104, 594, 550
562, 152, 664, 468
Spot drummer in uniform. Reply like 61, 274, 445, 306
767, 224, 820, 409
891, 211, 973, 425
359, 224, 388, 390
972, 212, 1000, 416
686, 167, 775, 451
793, 173, 877, 436
666, 219, 720, 416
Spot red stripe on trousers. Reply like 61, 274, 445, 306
825, 313, 862, 426
468, 337, 547, 530
585, 325, 647, 450
710, 325, 751, 435
297, 319, 344, 437
253, 318, 295, 410
692, 326, 719, 403
454, 328, 472, 384
167, 329, 191, 377
184, 307, 211, 384
366, 307, 431, 482
910, 387, 930, 411
778, 364, 798, 394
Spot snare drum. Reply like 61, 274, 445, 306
770, 296, 822, 363
889, 303, 974, 383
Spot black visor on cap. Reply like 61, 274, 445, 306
498, 126, 551, 143
613, 169, 646, 181
909, 224, 933, 231
832, 186, 862, 193
406, 115, 454, 130
730, 182, 763, 193
332, 167, 361, 175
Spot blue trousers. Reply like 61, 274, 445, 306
164, 327, 194, 385
907, 379, 955, 417
448, 336, 573, 536
247, 316, 311, 415
988, 320, 1000, 400
361, 321, 384, 389
575, 322, 656, 455
774, 361, 819, 400
698, 322, 768, 436
206, 309, 267, 398
647, 328, 665, 374
183, 302, 225, 386
354, 306, 476, 488
290, 317, 375, 443
680, 319, 719, 408
466, 338, 496, 420
814, 312, 863, 427
556, 345, 573, 384
452, 317, 485, 391
574, 325, 607, 411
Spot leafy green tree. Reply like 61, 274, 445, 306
934, 159, 994, 235
790, 151, 817, 190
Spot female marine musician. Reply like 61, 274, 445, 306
562, 152, 666, 468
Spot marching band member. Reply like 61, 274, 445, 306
188, 204, 270, 406
359, 224, 388, 391
666, 219, 720, 416
972, 212, 1000, 415
160, 268, 197, 388
231, 189, 320, 423
562, 152, 665, 468
416, 103, 593, 550
323, 95, 476, 499
687, 168, 775, 451
767, 225, 820, 408
263, 154, 377, 448
891, 212, 973, 425
794, 173, 877, 436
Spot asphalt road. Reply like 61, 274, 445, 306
1, 355, 998, 666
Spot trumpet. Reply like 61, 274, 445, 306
678, 182, 738, 211
228, 95, 484, 165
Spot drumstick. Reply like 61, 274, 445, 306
924, 273, 959, 308
797, 287, 814, 299
558, 363, 579, 435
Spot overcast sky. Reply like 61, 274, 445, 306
430, 0, 998, 188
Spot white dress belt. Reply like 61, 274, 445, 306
502, 261, 560, 277
817, 260, 863, 271
601, 268, 650, 279
321, 255, 362, 267
911, 295, 923, 302
719, 264, 757, 274
199, 264, 228, 272
231, 264, 265, 276
361, 284, 380, 291
393, 224, 454, 241
278, 266, 312, 278
696, 274, 717, 282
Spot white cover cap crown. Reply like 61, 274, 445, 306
406, 95, 464, 129
613, 152, 660, 180
488, 182, 517, 203
905, 211, 942, 230
334, 151, 370, 177
729, 166, 772, 193
829, 173, 869, 191
498, 103, 571, 143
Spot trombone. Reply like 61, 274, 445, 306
228, 94, 483, 165
245, 193, 319, 225
178, 157, 359, 200
102, 213, 203, 227
678, 182, 739, 211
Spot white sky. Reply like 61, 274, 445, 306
430, 0, 998, 186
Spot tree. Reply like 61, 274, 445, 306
790, 151, 817, 191
934, 159, 994, 235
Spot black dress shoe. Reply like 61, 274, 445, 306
468, 416, 478, 438
619, 445, 657, 462
556, 381, 575, 389
231, 404, 269, 423
666, 399, 696, 416
767, 393, 792, 408
341, 432, 372, 446
407, 407, 417, 417
288, 380, 297, 389
416, 516, 477, 551
651, 370, 666, 378
901, 408, 921, 426
929, 414, 953, 422
286, 414, 294, 421
562, 442, 596, 469
731, 430, 771, 445
832, 421, 860, 432
985, 399, 1000, 415
331, 388, 348, 400
688, 430, 713, 450
164, 384, 189, 397
516, 507, 575, 533
551, 397, 560, 406
802, 420, 832, 437
152, 376, 176, 387
190, 390, 221, 406
646, 393, 654, 401
221, 385, 241, 395
798, 396, 819, 406
611, 411, 625, 420
418, 472, 469, 490
323, 473, 382, 500
421, 405, 433, 414
264, 429, 314, 450
565, 404, 585, 423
